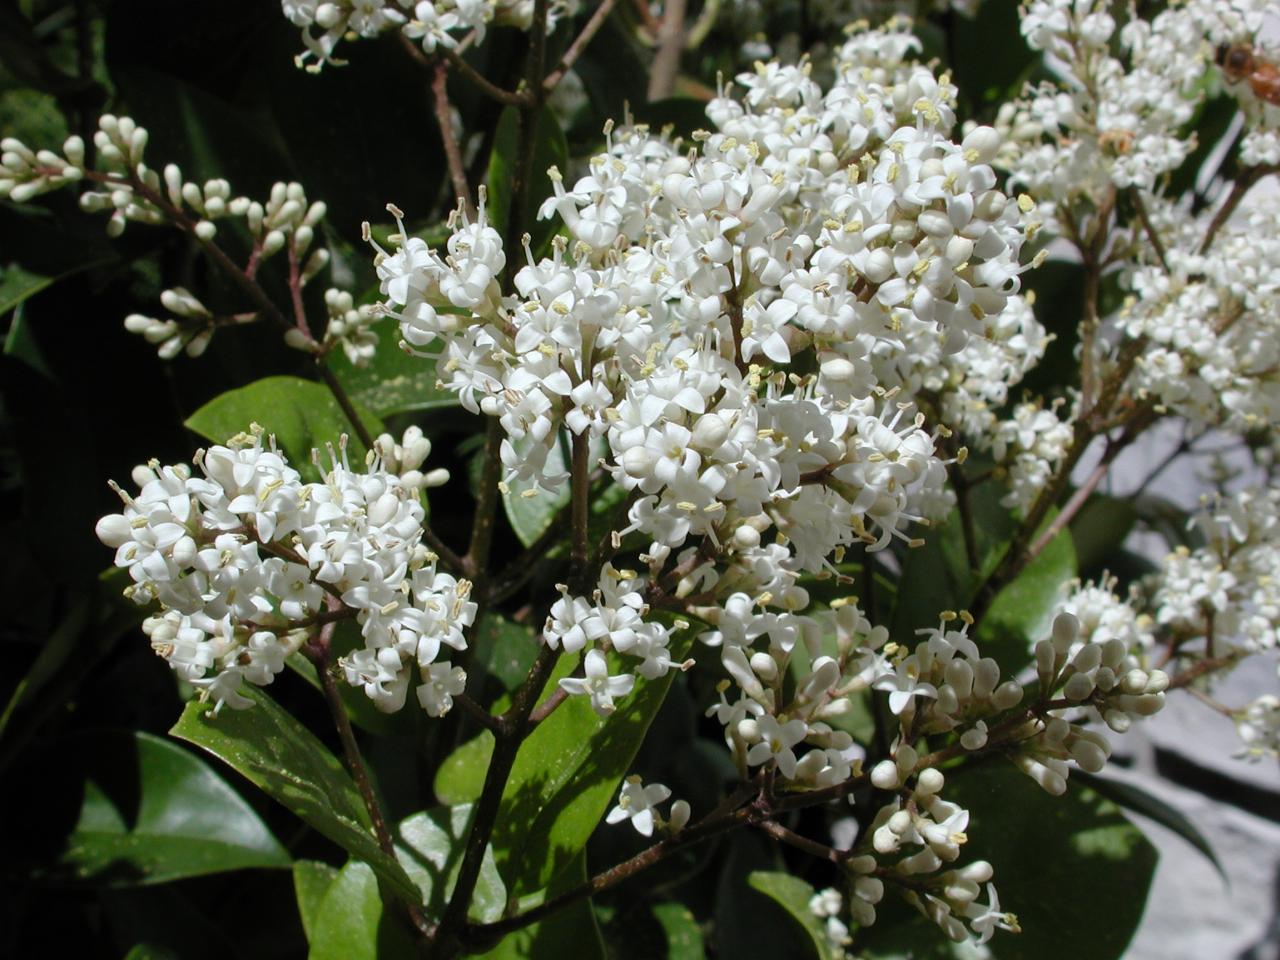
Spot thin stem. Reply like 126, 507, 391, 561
467, 417, 505, 583
464, 804, 754, 944
1130, 189, 1169, 272
442, 46, 531, 107
1199, 165, 1278, 255
647, 0, 687, 101
304, 613, 432, 938
543, 0, 618, 92
756, 820, 850, 864
432, 58, 476, 219
454, 692, 503, 733
315, 363, 376, 451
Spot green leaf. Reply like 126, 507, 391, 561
395, 805, 506, 923
716, 833, 816, 959
891, 482, 1077, 673
326, 318, 459, 418
473, 852, 606, 960
185, 375, 383, 480
40, 731, 290, 885
308, 860, 418, 960
651, 902, 707, 960
860, 762, 1158, 960
597, 900, 707, 960
471, 614, 541, 694
492, 633, 693, 896
434, 731, 495, 806
747, 871, 832, 960
169, 686, 419, 904
294, 860, 340, 944
1069, 494, 1138, 575
1072, 770, 1224, 880
975, 519, 1076, 673
486, 104, 569, 257
501, 429, 573, 547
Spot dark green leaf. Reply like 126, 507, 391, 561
501, 429, 573, 547
169, 686, 419, 903
860, 762, 1158, 960
308, 860, 417, 960
395, 805, 506, 923
486, 104, 569, 256
715, 833, 816, 959
327, 318, 458, 418
434, 731, 495, 807
471, 614, 540, 693
975, 519, 1076, 673
597, 899, 707, 960
748, 872, 831, 959
1070, 494, 1138, 574
294, 860, 340, 944
492, 633, 693, 896
474, 852, 606, 960
651, 902, 707, 960
1072, 770, 1224, 880
185, 374, 383, 480
41, 731, 290, 885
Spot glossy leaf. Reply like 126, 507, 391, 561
294, 860, 340, 944
1070, 494, 1139, 575
396, 805, 506, 923
475, 852, 606, 960
434, 731, 495, 807
40, 731, 290, 885
492, 633, 693, 896
486, 104, 569, 256
185, 375, 383, 481
326, 318, 458, 418
1072, 770, 1224, 879
597, 900, 707, 960
975, 518, 1077, 673
308, 860, 417, 960
860, 762, 1158, 959
501, 429, 573, 547
169, 686, 419, 903
747, 871, 831, 960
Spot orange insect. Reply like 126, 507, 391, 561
1217, 43, 1280, 108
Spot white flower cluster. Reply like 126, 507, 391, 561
0, 115, 337, 361
94, 425, 475, 715
378, 21, 1032, 572
1019, 611, 1168, 792
1000, 0, 1267, 201
281, 0, 576, 69
1121, 191, 1280, 432
544, 564, 690, 715
1153, 487, 1280, 663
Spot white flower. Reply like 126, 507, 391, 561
605, 775, 672, 837
417, 661, 467, 717
558, 649, 635, 715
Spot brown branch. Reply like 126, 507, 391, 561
432, 59, 476, 220
543, 0, 618, 92
442, 46, 532, 107
1130, 189, 1169, 273
647, 0, 687, 101
1199, 165, 1278, 255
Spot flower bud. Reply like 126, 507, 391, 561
962, 125, 1001, 163
668, 799, 690, 831
870, 759, 900, 789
